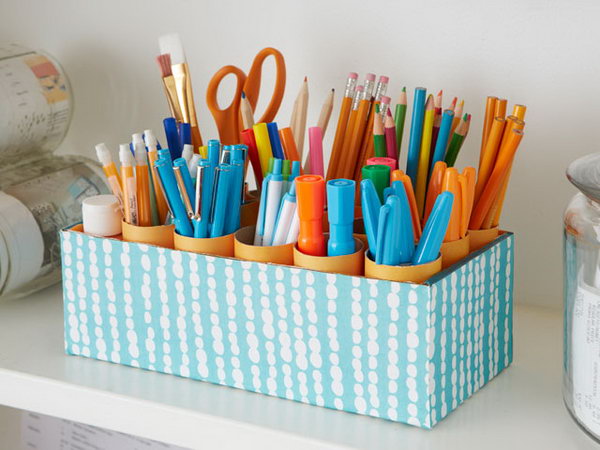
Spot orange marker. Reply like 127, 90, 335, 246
392, 171, 422, 239
423, 161, 447, 223
280, 127, 301, 163
469, 129, 524, 230
442, 168, 461, 242
296, 175, 326, 256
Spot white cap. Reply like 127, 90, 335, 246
182, 144, 194, 163
82, 195, 123, 237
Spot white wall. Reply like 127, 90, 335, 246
1, 0, 598, 308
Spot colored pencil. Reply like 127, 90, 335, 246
317, 88, 335, 137
479, 96, 497, 163
450, 99, 464, 136
384, 112, 397, 160
415, 95, 435, 216
444, 114, 468, 167
475, 117, 505, 203
494, 98, 507, 121
373, 110, 386, 157
394, 87, 408, 157
513, 104, 527, 121
406, 87, 427, 186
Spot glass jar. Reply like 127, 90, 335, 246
564, 153, 600, 442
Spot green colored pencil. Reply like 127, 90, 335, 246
394, 87, 408, 157
373, 107, 387, 157
444, 113, 469, 167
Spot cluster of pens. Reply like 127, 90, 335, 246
155, 138, 246, 239
253, 157, 301, 246
470, 99, 526, 230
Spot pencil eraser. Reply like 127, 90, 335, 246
366, 73, 376, 82
379, 75, 389, 84
348, 72, 358, 79
356, 85, 364, 92
82, 195, 123, 237
381, 96, 391, 104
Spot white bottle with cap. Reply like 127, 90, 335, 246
82, 195, 123, 237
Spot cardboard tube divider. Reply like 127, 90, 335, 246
293, 236, 365, 276
174, 231, 234, 257
468, 227, 499, 252
364, 254, 442, 283
234, 226, 294, 265
241, 199, 260, 228
440, 234, 471, 269
122, 221, 174, 248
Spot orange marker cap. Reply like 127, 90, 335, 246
296, 174, 326, 256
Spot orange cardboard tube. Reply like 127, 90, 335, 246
293, 236, 365, 276
122, 221, 174, 248
468, 227, 499, 252
440, 234, 470, 269
240, 198, 260, 228
174, 231, 234, 257
364, 253, 441, 283
234, 226, 294, 265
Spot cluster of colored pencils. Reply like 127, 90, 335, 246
469, 99, 526, 230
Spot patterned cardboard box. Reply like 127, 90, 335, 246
60, 227, 513, 429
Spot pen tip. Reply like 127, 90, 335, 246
331, 88, 335, 92
241, 91, 246, 99
402, 86, 406, 92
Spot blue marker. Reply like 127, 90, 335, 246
267, 123, 285, 159
327, 179, 356, 256
154, 159, 193, 237
173, 158, 195, 207
163, 117, 181, 160
361, 178, 382, 258
383, 186, 394, 201
210, 165, 232, 238
430, 109, 454, 174
413, 191, 454, 264
406, 87, 426, 186
179, 122, 191, 149
375, 203, 390, 265
392, 181, 415, 263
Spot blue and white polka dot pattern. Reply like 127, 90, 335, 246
61, 230, 514, 429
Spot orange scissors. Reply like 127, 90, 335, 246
206, 47, 286, 145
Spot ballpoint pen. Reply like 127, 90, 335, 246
254, 174, 272, 245
174, 157, 195, 207
193, 163, 210, 238
210, 165, 232, 238
327, 179, 355, 256
181, 144, 194, 165
155, 158, 193, 236
225, 159, 244, 235
174, 164, 194, 219
220, 145, 231, 165
262, 159, 284, 246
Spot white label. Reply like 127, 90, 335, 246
572, 281, 600, 434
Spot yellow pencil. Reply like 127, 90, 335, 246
415, 95, 435, 217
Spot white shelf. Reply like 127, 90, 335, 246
0, 284, 597, 449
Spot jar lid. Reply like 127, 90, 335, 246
82, 195, 122, 237
567, 153, 600, 202
0, 191, 44, 294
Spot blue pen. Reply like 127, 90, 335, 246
231, 145, 247, 165
210, 165, 232, 238
392, 181, 415, 263
193, 163, 210, 238
205, 139, 221, 214
163, 117, 181, 160
361, 179, 382, 258
430, 109, 454, 174
225, 161, 244, 234
179, 122, 191, 149
254, 174, 272, 245
406, 87, 427, 186
327, 179, 356, 256
173, 158, 195, 207
157, 148, 172, 163
267, 123, 285, 159
154, 159, 193, 237
413, 191, 454, 264
220, 145, 232, 164
375, 203, 390, 264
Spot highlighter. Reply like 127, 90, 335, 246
267, 122, 285, 160
163, 117, 181, 160
326, 179, 355, 256
362, 164, 390, 203
296, 174, 326, 256
253, 123, 273, 176
413, 191, 454, 264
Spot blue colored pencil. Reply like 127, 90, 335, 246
406, 87, 426, 186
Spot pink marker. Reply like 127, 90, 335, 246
367, 156, 396, 172
308, 127, 324, 177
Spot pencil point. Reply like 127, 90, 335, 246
304, 76, 307, 82
241, 91, 246, 99
438, 89, 443, 96
331, 88, 335, 92
402, 86, 406, 92
463, 113, 468, 120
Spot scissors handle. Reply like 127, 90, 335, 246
244, 48, 286, 125
206, 65, 247, 145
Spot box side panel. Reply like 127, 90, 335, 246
429, 234, 514, 426
61, 230, 433, 428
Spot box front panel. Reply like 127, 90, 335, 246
429, 233, 514, 426
60, 230, 434, 427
